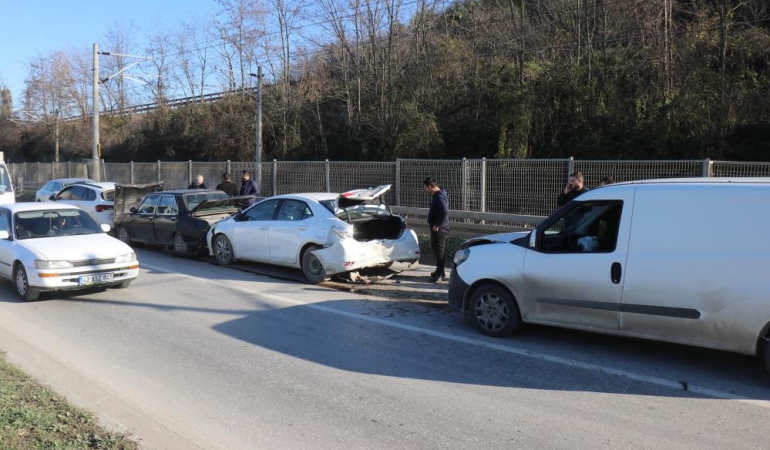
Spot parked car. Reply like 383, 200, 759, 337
0, 203, 138, 301
48, 181, 115, 226
35, 178, 95, 202
207, 185, 420, 283
114, 189, 251, 253
0, 159, 15, 204
448, 178, 770, 373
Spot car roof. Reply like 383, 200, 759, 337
145, 189, 228, 195
1, 203, 80, 213
605, 177, 770, 187
45, 178, 95, 184
272, 192, 339, 201
71, 181, 116, 190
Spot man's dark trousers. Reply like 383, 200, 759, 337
431, 225, 450, 277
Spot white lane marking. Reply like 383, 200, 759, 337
140, 261, 770, 408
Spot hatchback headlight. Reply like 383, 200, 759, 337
453, 249, 470, 266
332, 225, 354, 240
115, 253, 136, 263
34, 260, 73, 270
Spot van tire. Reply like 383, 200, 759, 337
469, 284, 521, 337
302, 248, 327, 284
764, 340, 770, 375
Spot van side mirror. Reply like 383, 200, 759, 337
49, 194, 56, 201
130, 207, 137, 214
528, 229, 537, 249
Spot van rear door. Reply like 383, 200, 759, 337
521, 187, 636, 330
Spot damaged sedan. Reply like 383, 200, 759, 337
207, 185, 420, 283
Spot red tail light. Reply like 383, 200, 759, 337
95, 205, 114, 213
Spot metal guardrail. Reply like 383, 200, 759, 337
392, 206, 545, 236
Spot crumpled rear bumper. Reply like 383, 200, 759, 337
313, 229, 420, 276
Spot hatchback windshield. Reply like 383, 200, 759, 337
183, 192, 230, 210
14, 209, 103, 239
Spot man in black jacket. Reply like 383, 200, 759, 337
425, 177, 449, 283
557, 171, 589, 208
239, 170, 260, 206
189, 174, 206, 189
216, 173, 239, 197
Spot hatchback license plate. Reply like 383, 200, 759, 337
78, 273, 114, 286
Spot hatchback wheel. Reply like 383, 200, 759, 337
214, 235, 234, 265
14, 264, 39, 302
173, 233, 189, 254
117, 227, 131, 245
469, 284, 521, 337
302, 248, 327, 284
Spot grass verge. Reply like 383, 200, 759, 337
0, 353, 138, 450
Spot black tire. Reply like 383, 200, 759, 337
172, 233, 189, 254
764, 339, 770, 376
213, 234, 234, 265
302, 248, 327, 284
117, 226, 132, 245
14, 264, 39, 302
468, 283, 522, 337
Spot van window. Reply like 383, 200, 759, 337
539, 201, 623, 253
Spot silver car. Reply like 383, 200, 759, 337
36, 178, 95, 202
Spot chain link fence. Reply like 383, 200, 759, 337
8, 158, 770, 215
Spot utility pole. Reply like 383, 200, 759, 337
91, 43, 102, 181
250, 65, 263, 192
54, 109, 59, 163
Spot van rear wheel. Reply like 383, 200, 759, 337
469, 284, 521, 337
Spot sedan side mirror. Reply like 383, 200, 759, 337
0, 230, 9, 240
49, 194, 56, 201
130, 207, 137, 214
528, 229, 537, 249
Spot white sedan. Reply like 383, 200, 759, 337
207, 185, 420, 283
0, 203, 139, 301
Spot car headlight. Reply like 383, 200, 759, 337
332, 225, 354, 240
115, 253, 136, 263
34, 260, 73, 270
453, 248, 470, 266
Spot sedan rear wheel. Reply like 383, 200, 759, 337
214, 235, 234, 265
302, 248, 327, 284
469, 284, 521, 337
14, 264, 39, 302
173, 233, 189, 254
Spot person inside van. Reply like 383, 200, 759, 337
557, 171, 588, 208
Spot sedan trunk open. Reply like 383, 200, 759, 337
349, 216, 404, 241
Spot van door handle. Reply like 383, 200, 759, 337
298, 227, 308, 231
611, 262, 622, 284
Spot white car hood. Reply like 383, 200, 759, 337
21, 234, 133, 260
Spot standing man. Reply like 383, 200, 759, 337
600, 176, 615, 186
557, 171, 588, 208
216, 173, 239, 197
424, 177, 449, 283
239, 170, 260, 206
189, 174, 206, 189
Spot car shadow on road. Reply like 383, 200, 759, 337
206, 298, 770, 400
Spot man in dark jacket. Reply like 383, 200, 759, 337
239, 170, 260, 205
216, 173, 239, 197
189, 174, 206, 189
557, 171, 589, 207
425, 177, 450, 283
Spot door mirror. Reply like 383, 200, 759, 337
100, 224, 111, 233
130, 207, 137, 214
49, 194, 56, 201
0, 230, 9, 240
528, 229, 538, 249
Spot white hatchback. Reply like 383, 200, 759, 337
36, 178, 96, 202
0, 203, 139, 301
49, 181, 116, 226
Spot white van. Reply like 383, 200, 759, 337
0, 153, 15, 204
449, 178, 770, 372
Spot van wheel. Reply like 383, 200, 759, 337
302, 248, 327, 284
173, 233, 189, 254
469, 284, 521, 337
14, 264, 39, 302
214, 235, 234, 265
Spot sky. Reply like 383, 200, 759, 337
0, 0, 216, 104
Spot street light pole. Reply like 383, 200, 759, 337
250, 65, 263, 192
54, 109, 59, 163
91, 43, 101, 181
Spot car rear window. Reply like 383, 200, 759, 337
102, 190, 115, 201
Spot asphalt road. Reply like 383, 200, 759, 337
0, 249, 769, 450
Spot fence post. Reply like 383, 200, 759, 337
227, 160, 231, 175
23, 162, 27, 185
51, 162, 55, 180
395, 159, 401, 207
272, 159, 278, 196
324, 159, 331, 193
188, 160, 193, 185
157, 160, 161, 183
567, 156, 574, 180
130, 161, 135, 184
702, 158, 712, 177
461, 158, 468, 214
67, 161, 72, 178
480, 158, 487, 223
37, 162, 41, 184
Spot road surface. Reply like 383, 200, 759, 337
0, 249, 768, 450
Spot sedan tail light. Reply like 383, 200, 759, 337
95, 205, 114, 213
